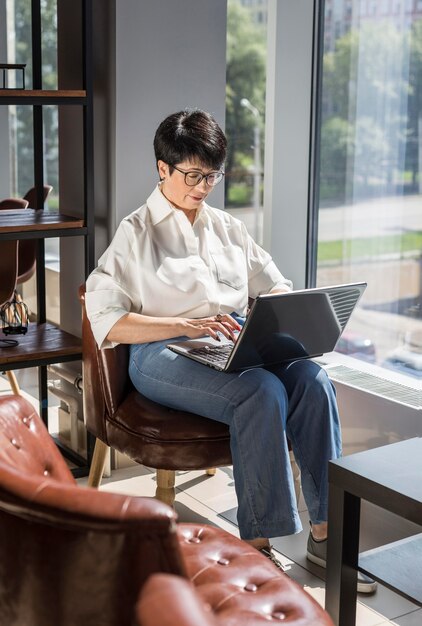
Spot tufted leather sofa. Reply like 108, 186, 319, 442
0, 395, 333, 626
136, 570, 332, 626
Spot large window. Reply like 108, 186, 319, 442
225, 0, 268, 244
316, 0, 422, 379
5, 0, 58, 202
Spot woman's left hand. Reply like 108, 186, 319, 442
181, 313, 241, 342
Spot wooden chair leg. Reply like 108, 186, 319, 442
6, 371, 20, 395
156, 469, 176, 507
87, 438, 109, 488
289, 449, 301, 506
205, 468, 216, 476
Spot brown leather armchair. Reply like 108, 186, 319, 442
19, 184, 53, 284
0, 236, 21, 395
0, 394, 333, 626
80, 284, 232, 504
0, 186, 53, 285
0, 197, 29, 209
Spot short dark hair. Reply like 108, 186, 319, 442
153, 109, 227, 174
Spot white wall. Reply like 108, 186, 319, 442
113, 0, 227, 229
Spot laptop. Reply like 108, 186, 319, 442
167, 282, 367, 372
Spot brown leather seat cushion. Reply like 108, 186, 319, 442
106, 390, 232, 470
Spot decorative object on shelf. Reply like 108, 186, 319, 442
0, 63, 26, 89
1, 292, 29, 336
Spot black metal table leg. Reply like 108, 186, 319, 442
326, 482, 361, 626
38, 364, 48, 426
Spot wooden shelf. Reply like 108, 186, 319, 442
0, 89, 86, 105
0, 323, 82, 370
0, 209, 86, 240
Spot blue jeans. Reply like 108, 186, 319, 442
129, 332, 342, 540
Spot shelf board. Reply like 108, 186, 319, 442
359, 534, 422, 606
0, 323, 82, 370
0, 89, 86, 105
0, 209, 85, 240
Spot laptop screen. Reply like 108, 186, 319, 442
228, 284, 366, 370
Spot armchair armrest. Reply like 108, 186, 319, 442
137, 573, 219, 626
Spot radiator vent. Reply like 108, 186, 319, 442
326, 364, 421, 409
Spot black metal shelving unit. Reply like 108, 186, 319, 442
0, 0, 95, 475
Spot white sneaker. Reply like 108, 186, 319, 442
306, 532, 377, 594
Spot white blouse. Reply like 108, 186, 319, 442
85, 185, 292, 349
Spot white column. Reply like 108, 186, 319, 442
264, 0, 316, 289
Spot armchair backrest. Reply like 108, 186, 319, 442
79, 284, 133, 441
0, 395, 186, 626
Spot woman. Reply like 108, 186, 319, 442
86, 109, 375, 592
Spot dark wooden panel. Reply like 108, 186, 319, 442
0, 323, 81, 368
0, 209, 84, 233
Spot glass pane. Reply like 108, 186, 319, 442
225, 0, 268, 244
317, 1, 422, 378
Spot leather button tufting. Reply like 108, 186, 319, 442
11, 439, 20, 449
244, 583, 257, 592
22, 417, 29, 425
272, 611, 286, 620
217, 557, 229, 566
189, 537, 201, 543
43, 469, 49, 476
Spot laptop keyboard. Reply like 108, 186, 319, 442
189, 343, 234, 364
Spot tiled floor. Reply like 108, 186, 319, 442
1, 373, 420, 625
77, 463, 422, 626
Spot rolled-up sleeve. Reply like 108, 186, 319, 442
242, 224, 293, 298
85, 280, 133, 349
85, 222, 139, 349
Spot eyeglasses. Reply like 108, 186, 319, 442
170, 164, 224, 187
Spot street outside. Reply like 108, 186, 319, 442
226, 193, 422, 368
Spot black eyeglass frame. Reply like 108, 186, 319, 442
169, 164, 225, 187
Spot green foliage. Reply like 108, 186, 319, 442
227, 182, 252, 206
225, 0, 266, 205
319, 117, 350, 203
320, 19, 422, 204
318, 231, 422, 264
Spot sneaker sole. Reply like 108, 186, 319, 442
357, 579, 378, 594
307, 552, 377, 594
306, 550, 326, 568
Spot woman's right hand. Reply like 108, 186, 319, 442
180, 314, 241, 343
